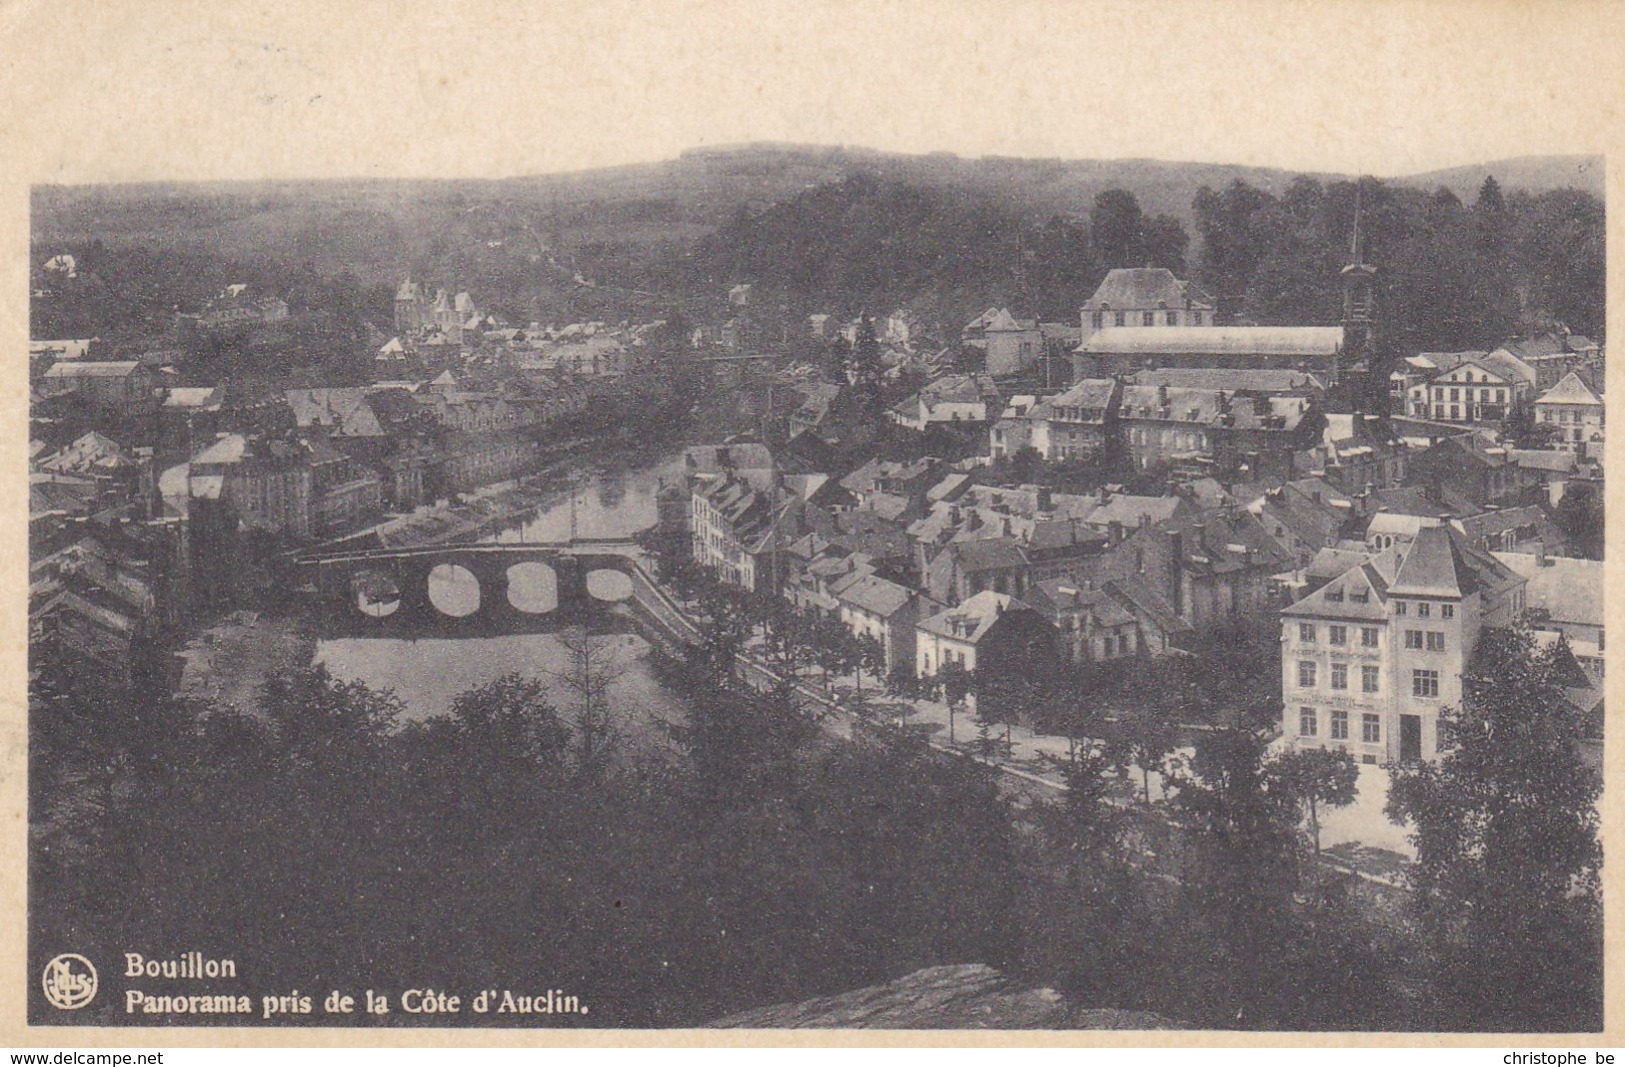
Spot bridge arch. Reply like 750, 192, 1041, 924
586, 568, 634, 602
506, 561, 560, 614
353, 569, 402, 618
427, 562, 481, 617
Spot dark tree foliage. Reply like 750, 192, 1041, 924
1552, 480, 1604, 560
1386, 626, 1602, 1032
1193, 175, 1601, 344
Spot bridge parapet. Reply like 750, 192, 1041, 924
294, 540, 644, 634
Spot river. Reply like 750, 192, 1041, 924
314, 454, 690, 753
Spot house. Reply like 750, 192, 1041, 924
963, 309, 1041, 376
1074, 326, 1345, 384
914, 590, 1060, 690
1531, 370, 1603, 452
39, 361, 155, 413
285, 389, 387, 440
1493, 548, 1603, 681
1079, 267, 1216, 341
1412, 350, 1535, 424
1116, 382, 1315, 481
988, 394, 1044, 459
1239, 477, 1356, 567
1089, 507, 1293, 629
691, 471, 800, 591
1494, 334, 1582, 391
835, 572, 931, 675
1281, 522, 1523, 764
1508, 448, 1584, 505
1404, 434, 1525, 510
1026, 378, 1120, 462
888, 375, 1001, 431
1295, 413, 1408, 495
1024, 575, 1188, 666
188, 434, 314, 539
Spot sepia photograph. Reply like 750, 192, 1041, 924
6, 0, 1617, 1045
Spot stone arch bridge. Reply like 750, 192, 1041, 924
290, 537, 677, 638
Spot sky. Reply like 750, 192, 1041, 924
1, 0, 1619, 186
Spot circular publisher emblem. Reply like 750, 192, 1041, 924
42, 954, 97, 1010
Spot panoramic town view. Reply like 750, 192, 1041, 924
27, 146, 1604, 1030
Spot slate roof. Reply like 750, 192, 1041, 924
918, 591, 1034, 643
837, 573, 915, 619
1083, 268, 1213, 311
1282, 557, 1392, 620
285, 389, 385, 438
1492, 552, 1603, 629
1027, 578, 1136, 628
1388, 523, 1519, 599
1104, 575, 1192, 636
1081, 326, 1343, 356
1509, 449, 1578, 474
1127, 368, 1324, 394
43, 360, 141, 378
955, 537, 1030, 573
1535, 371, 1603, 406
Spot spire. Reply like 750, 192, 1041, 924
1350, 185, 1363, 262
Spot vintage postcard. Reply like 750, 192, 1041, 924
1, 0, 1620, 1049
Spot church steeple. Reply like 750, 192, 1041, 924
1338, 186, 1380, 398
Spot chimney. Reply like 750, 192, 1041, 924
1037, 486, 1053, 512
1157, 383, 1170, 408
1536, 541, 1549, 567
1001, 516, 1011, 537
1108, 520, 1124, 545
1166, 529, 1184, 616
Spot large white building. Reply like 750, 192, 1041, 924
1532, 371, 1604, 452
1280, 522, 1524, 764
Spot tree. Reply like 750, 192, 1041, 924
1265, 746, 1359, 856
551, 626, 626, 781
844, 313, 885, 416
1111, 706, 1177, 806
938, 660, 972, 746
1386, 626, 1602, 1031
1553, 480, 1604, 560
447, 671, 572, 774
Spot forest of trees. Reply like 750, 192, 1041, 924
655, 170, 1602, 358
31, 605, 1601, 1030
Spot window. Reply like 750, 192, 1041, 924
1395, 601, 1408, 615
1165, 311, 1178, 325
1298, 661, 1317, 688
1426, 631, 1446, 652
1416, 603, 1431, 618
1362, 713, 1381, 744
1330, 709, 1349, 740
1361, 665, 1380, 693
1361, 627, 1379, 648
1092, 311, 1104, 329
1299, 623, 1316, 643
1142, 311, 1155, 326
1115, 311, 1126, 327
1299, 707, 1318, 737
1441, 604, 1454, 619
1412, 669, 1439, 697
1405, 629, 1424, 649
1329, 625, 1347, 646
1118, 633, 1131, 655
1192, 312, 1204, 325
1450, 388, 1460, 401
1330, 663, 1348, 690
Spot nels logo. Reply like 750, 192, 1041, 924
42, 954, 97, 1010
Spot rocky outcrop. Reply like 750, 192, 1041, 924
710, 964, 1179, 1030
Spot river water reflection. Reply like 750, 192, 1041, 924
314, 456, 688, 750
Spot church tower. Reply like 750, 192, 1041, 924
1337, 190, 1385, 413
